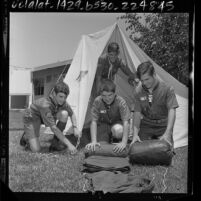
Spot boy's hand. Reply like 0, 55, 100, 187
74, 128, 82, 138
113, 142, 127, 153
130, 135, 142, 146
85, 142, 101, 152
159, 132, 174, 151
68, 144, 77, 155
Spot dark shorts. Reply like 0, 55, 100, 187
97, 123, 112, 143
138, 119, 167, 140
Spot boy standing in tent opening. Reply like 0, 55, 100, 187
20, 82, 81, 154
130, 61, 179, 149
95, 42, 139, 95
85, 79, 130, 152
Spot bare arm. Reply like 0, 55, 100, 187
90, 120, 98, 143
120, 61, 134, 77
50, 125, 76, 150
85, 120, 100, 151
70, 113, 77, 128
131, 111, 142, 144
70, 112, 82, 138
160, 108, 176, 146
120, 63, 138, 86
165, 108, 176, 135
121, 120, 129, 144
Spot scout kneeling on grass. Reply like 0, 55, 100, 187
20, 81, 81, 154
85, 79, 131, 153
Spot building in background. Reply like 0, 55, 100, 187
31, 59, 72, 100
9, 59, 72, 110
9, 66, 33, 109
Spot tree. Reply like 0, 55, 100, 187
119, 13, 189, 86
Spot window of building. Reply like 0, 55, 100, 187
33, 78, 44, 95
46, 75, 52, 83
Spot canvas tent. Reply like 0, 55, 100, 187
63, 23, 188, 149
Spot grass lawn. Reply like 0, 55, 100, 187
8, 110, 188, 193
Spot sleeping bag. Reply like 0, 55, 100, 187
82, 155, 130, 173
129, 139, 174, 166
84, 143, 129, 158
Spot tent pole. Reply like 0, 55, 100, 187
48, 62, 70, 97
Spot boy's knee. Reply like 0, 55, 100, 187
111, 124, 123, 140
57, 110, 69, 122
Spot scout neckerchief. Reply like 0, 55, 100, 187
108, 57, 113, 80
107, 56, 119, 81
142, 79, 159, 107
49, 94, 65, 110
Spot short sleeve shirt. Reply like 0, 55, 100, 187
91, 95, 131, 124
97, 54, 128, 81
29, 96, 73, 127
133, 80, 179, 120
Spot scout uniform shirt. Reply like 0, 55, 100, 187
24, 95, 73, 128
91, 95, 130, 125
97, 54, 131, 81
133, 80, 179, 124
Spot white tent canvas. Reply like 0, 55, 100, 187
63, 23, 188, 149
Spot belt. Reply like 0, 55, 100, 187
99, 120, 122, 125
142, 117, 167, 124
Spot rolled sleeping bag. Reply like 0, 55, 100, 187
84, 143, 129, 158
129, 139, 174, 166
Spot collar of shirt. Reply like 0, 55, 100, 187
101, 95, 117, 109
142, 79, 160, 94
107, 55, 119, 66
48, 94, 65, 109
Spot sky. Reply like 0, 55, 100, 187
10, 13, 128, 69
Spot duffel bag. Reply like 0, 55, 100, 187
84, 143, 129, 158
129, 139, 174, 166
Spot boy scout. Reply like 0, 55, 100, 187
20, 82, 81, 154
131, 61, 179, 148
94, 42, 139, 95
85, 79, 130, 153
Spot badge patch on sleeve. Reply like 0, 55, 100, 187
140, 96, 147, 101
100, 110, 107, 113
